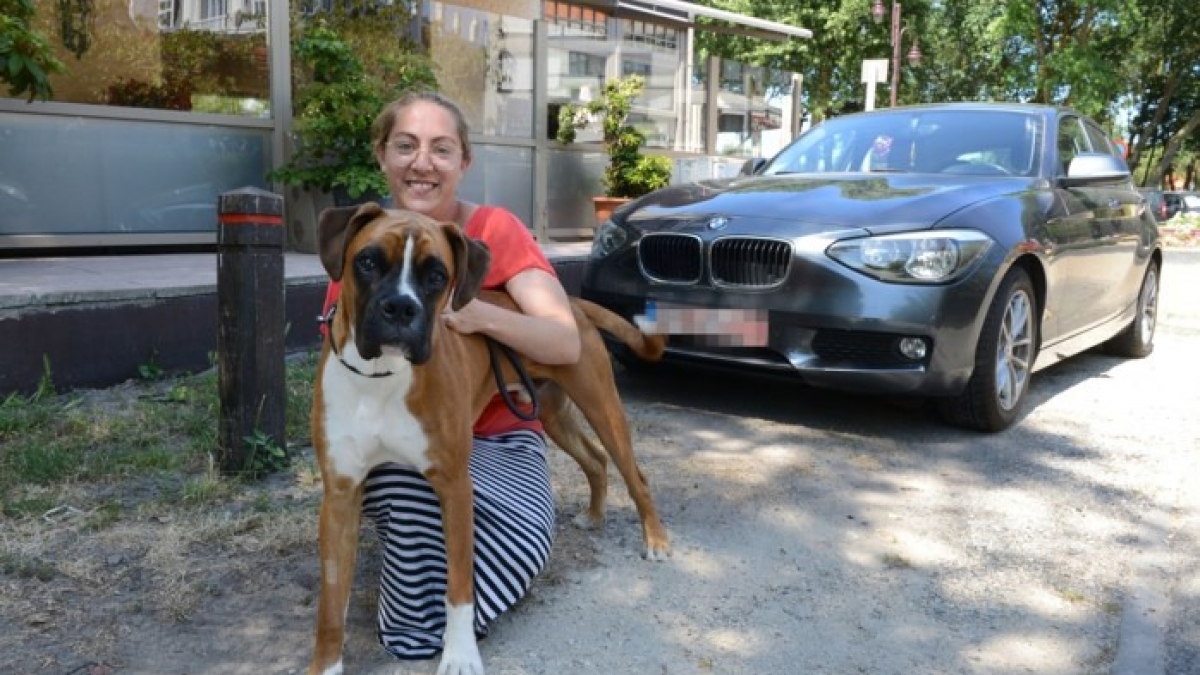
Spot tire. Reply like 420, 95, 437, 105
939, 267, 1039, 432
1104, 262, 1159, 358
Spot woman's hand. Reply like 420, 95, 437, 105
441, 269, 580, 365
441, 299, 491, 336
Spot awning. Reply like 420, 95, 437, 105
617, 0, 813, 41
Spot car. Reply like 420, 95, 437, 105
1164, 190, 1200, 220
580, 102, 1162, 432
1138, 187, 1168, 222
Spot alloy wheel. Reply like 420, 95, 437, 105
995, 289, 1034, 411
1139, 267, 1158, 341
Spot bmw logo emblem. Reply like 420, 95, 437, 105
707, 216, 729, 230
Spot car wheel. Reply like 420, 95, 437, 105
1104, 262, 1158, 358
939, 267, 1039, 432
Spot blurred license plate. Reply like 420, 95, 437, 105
634, 300, 768, 347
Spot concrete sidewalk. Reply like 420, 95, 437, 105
0, 242, 592, 312
0, 241, 593, 393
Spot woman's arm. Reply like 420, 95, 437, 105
441, 267, 581, 365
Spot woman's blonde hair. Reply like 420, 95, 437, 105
372, 91, 472, 162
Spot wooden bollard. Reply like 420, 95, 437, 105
216, 187, 286, 475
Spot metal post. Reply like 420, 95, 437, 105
890, 1, 901, 108
216, 187, 286, 475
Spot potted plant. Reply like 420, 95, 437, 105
269, 16, 437, 204
556, 74, 672, 222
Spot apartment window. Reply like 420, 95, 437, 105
569, 51, 606, 77
202, 0, 228, 20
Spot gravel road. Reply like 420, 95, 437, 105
430, 248, 1200, 675
12, 251, 1193, 675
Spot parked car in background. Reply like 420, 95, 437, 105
1164, 190, 1200, 219
1139, 187, 1168, 222
582, 103, 1162, 432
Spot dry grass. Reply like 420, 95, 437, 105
0, 350, 325, 634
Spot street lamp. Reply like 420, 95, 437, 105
871, 0, 921, 107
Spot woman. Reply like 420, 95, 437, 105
320, 91, 580, 660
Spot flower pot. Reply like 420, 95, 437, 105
592, 196, 631, 224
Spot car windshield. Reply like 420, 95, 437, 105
762, 109, 1044, 178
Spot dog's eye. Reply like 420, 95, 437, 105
426, 269, 448, 289
355, 254, 378, 274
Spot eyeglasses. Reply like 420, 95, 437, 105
388, 139, 462, 168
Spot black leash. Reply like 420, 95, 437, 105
317, 304, 395, 379
485, 336, 540, 421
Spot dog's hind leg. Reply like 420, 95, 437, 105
309, 478, 364, 675
559, 366, 670, 561
540, 381, 608, 529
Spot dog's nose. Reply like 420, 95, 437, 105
380, 296, 421, 324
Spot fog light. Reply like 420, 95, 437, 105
898, 337, 928, 360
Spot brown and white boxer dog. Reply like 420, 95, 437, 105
308, 203, 670, 675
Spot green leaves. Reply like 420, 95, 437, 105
270, 11, 437, 199
0, 0, 66, 101
556, 74, 672, 198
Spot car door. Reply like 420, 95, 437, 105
1043, 115, 1127, 340
1082, 119, 1145, 311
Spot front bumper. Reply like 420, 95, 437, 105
582, 244, 1002, 397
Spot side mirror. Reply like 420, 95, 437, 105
739, 158, 767, 176
1061, 152, 1131, 187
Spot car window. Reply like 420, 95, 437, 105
764, 110, 1042, 177
1083, 121, 1119, 158
1057, 116, 1090, 175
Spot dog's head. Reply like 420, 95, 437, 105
318, 203, 491, 364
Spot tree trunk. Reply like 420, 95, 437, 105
1129, 64, 1181, 175
1146, 109, 1200, 189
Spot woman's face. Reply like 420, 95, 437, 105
377, 99, 470, 222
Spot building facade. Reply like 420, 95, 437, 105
0, 0, 808, 251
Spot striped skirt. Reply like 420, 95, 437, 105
361, 430, 556, 659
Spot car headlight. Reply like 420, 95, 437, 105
826, 229, 993, 283
591, 218, 628, 259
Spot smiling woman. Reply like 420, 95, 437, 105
315, 90, 581, 668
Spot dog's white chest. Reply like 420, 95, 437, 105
320, 354, 430, 482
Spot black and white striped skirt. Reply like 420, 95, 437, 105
361, 430, 556, 660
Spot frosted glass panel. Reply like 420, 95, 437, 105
0, 113, 270, 237
458, 143, 534, 230
546, 148, 606, 232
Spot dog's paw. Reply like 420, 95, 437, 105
573, 510, 604, 530
644, 542, 671, 562
307, 660, 343, 675
643, 527, 671, 561
435, 651, 484, 675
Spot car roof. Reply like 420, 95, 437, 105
838, 101, 1076, 122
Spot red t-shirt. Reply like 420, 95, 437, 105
320, 205, 556, 436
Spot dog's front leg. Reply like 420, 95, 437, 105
426, 462, 484, 675
309, 476, 363, 675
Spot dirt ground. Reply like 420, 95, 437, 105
2, 250, 1199, 675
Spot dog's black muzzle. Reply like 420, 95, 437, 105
356, 291, 434, 364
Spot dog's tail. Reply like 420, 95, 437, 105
574, 298, 666, 362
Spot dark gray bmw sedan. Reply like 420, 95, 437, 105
580, 103, 1162, 432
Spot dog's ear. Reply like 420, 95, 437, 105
318, 202, 384, 280
442, 222, 491, 310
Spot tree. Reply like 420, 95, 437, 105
697, 1, 918, 123
1121, 0, 1200, 186
0, 0, 65, 101
697, 0, 1195, 184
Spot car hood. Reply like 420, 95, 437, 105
624, 173, 1038, 235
